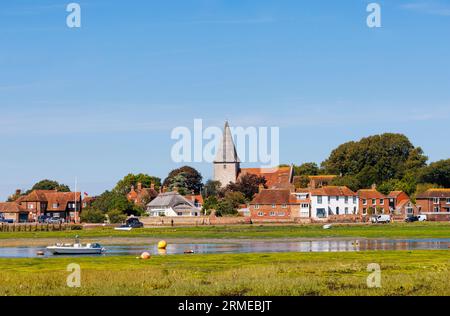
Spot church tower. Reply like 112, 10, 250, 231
214, 121, 240, 187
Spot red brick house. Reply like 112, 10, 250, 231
387, 191, 410, 211
357, 189, 390, 217
15, 190, 82, 222
415, 189, 450, 221
249, 188, 300, 221
127, 182, 158, 207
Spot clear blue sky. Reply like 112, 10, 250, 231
1, 0, 449, 200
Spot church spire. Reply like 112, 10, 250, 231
214, 121, 240, 163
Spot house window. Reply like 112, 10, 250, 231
353, 206, 357, 214
363, 208, 367, 215
327, 196, 331, 203
254, 204, 260, 209
301, 204, 309, 208
258, 212, 264, 217
28, 204, 34, 209
336, 196, 340, 202
272, 204, 276, 209
278, 212, 285, 216
434, 206, 439, 212
317, 196, 323, 204
344, 196, 348, 204
433, 198, 439, 204
53, 203, 59, 209
177, 212, 183, 216
345, 207, 349, 214
372, 199, 376, 205
353, 196, 357, 204
281, 204, 287, 209
446, 198, 450, 204
336, 207, 340, 215
380, 199, 384, 205
406, 207, 413, 215
363, 199, 367, 205
269, 212, 276, 216
316, 208, 326, 218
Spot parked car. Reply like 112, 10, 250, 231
126, 217, 144, 228
38, 215, 51, 223
48, 217, 64, 224
405, 216, 419, 223
371, 214, 391, 224
0, 216, 14, 224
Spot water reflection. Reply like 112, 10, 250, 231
0, 238, 449, 258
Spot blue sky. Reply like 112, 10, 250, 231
1, 0, 450, 200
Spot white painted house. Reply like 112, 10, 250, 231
146, 192, 201, 217
309, 186, 358, 219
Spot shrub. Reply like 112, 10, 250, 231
107, 209, 127, 224
80, 208, 105, 223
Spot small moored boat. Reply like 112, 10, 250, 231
46, 236, 106, 255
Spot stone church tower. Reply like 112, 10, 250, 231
214, 121, 240, 187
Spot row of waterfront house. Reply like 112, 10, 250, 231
0, 179, 449, 224
1, 122, 449, 223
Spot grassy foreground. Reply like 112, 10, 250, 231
1, 251, 449, 296
1, 222, 450, 240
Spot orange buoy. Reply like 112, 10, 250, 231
140, 252, 151, 260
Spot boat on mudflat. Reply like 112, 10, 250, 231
46, 236, 106, 255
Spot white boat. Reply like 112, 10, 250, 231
46, 236, 105, 255
114, 226, 133, 231
323, 224, 332, 230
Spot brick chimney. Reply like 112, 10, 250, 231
371, 183, 377, 190
15, 189, 21, 196
150, 182, 155, 190
137, 182, 142, 191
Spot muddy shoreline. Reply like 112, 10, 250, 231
0, 236, 441, 247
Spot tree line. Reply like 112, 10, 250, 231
6, 133, 450, 221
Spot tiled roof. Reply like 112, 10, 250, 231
0, 202, 27, 213
416, 189, 450, 199
357, 189, 386, 199
308, 175, 338, 180
388, 191, 403, 198
310, 186, 357, 196
250, 189, 299, 205
16, 190, 81, 211
185, 194, 204, 204
239, 166, 293, 189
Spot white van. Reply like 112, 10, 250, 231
371, 214, 391, 224
417, 215, 427, 222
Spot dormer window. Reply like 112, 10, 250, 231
53, 203, 59, 209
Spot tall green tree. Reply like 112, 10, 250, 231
225, 173, 267, 201
163, 166, 203, 194
419, 159, 450, 188
203, 180, 222, 198
294, 162, 320, 176
114, 173, 161, 196
29, 179, 71, 193
321, 133, 427, 189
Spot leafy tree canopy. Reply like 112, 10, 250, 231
321, 133, 427, 189
419, 159, 450, 188
163, 166, 203, 194
330, 175, 361, 192
91, 190, 138, 215
225, 173, 267, 201
114, 173, 161, 196
29, 179, 71, 193
203, 180, 222, 198
294, 162, 320, 176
